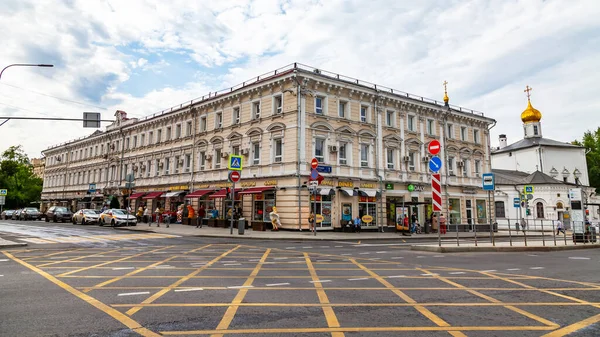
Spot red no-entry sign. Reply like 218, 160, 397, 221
428, 140, 441, 155
311, 157, 319, 169
229, 170, 241, 183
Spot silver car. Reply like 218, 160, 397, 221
99, 209, 137, 227
72, 209, 101, 225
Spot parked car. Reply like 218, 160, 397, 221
45, 206, 73, 223
1, 210, 15, 220
11, 209, 23, 220
20, 207, 41, 221
72, 209, 101, 225
99, 209, 137, 227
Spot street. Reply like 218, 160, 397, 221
1, 220, 599, 336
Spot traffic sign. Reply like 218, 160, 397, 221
428, 156, 442, 173
228, 170, 241, 183
311, 157, 319, 170
0, 196, 5, 205
88, 184, 96, 193
316, 165, 332, 173
310, 169, 319, 180
482, 173, 495, 191
309, 181, 319, 188
228, 155, 243, 171
83, 112, 101, 128
428, 140, 441, 155
0, 189, 7, 196
524, 185, 534, 194
513, 198, 520, 208
431, 173, 442, 212
125, 173, 135, 183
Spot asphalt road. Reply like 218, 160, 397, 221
1, 220, 599, 337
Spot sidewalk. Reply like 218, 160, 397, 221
0, 237, 27, 248
412, 239, 600, 253
114, 223, 551, 242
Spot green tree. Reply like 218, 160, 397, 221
0, 145, 43, 209
573, 127, 600, 193
109, 196, 121, 209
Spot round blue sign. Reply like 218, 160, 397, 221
428, 156, 442, 173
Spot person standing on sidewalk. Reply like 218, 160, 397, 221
153, 206, 161, 227
196, 204, 206, 228
431, 214, 439, 233
520, 218, 527, 234
308, 212, 315, 232
439, 214, 447, 234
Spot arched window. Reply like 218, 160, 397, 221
536, 202, 544, 218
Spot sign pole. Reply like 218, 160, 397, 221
230, 183, 235, 235
489, 190, 494, 246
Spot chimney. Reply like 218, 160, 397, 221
499, 134, 507, 149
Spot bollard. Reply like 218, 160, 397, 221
541, 219, 545, 247
473, 222, 478, 247
456, 222, 460, 247
508, 220, 513, 246
551, 220, 557, 246
564, 227, 568, 246
524, 227, 528, 246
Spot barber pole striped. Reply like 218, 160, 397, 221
431, 173, 442, 212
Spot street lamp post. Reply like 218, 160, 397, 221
0, 63, 54, 80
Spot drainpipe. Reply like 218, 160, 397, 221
374, 92, 385, 232
294, 68, 302, 231
190, 108, 196, 192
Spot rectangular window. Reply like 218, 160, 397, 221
94, 146, 98, 156
448, 157, 455, 175
232, 145, 240, 156
155, 159, 160, 176
427, 119, 435, 135
475, 160, 481, 174
339, 143, 347, 165
463, 159, 469, 177
166, 127, 172, 140
446, 123, 453, 138
199, 152, 206, 170
495, 201, 506, 218
132, 136, 137, 148
214, 149, 221, 169
147, 160, 151, 177
252, 101, 261, 120
157, 129, 162, 143
474, 129, 480, 143
360, 105, 368, 122
386, 148, 395, 169
461, 127, 467, 141
386, 110, 394, 127
408, 115, 415, 131
200, 116, 207, 132
148, 132, 153, 145
125, 137, 130, 149
186, 121, 192, 136
233, 107, 240, 125
408, 152, 416, 171
185, 154, 191, 172
533, 125, 539, 136
252, 142, 260, 165
360, 144, 369, 167
174, 156, 180, 174
315, 138, 325, 162
115, 141, 120, 151
273, 95, 283, 114
84, 149, 88, 158
141, 134, 145, 146
165, 158, 170, 175
315, 96, 324, 115
176, 124, 182, 138
338, 101, 347, 118
274, 139, 283, 163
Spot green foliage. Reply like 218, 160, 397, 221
109, 196, 120, 209
0, 145, 43, 209
574, 127, 600, 193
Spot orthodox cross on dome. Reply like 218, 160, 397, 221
524, 85, 532, 101
443, 80, 449, 105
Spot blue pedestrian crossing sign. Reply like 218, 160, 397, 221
524, 185, 534, 194
0, 189, 6, 196
227, 155, 243, 171
428, 156, 442, 173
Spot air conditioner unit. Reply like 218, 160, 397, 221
329, 145, 338, 153
158, 162, 164, 168
403, 156, 410, 162
276, 106, 283, 114
205, 154, 212, 160
221, 152, 229, 158
241, 148, 249, 155
422, 156, 430, 162
457, 161, 464, 168
178, 158, 184, 165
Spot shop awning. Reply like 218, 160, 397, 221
185, 189, 214, 199
318, 188, 335, 196
358, 189, 379, 197
340, 188, 356, 197
129, 192, 146, 199
238, 186, 274, 195
91, 194, 104, 201
209, 188, 242, 199
161, 191, 186, 198
142, 191, 165, 200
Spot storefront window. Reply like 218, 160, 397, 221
198, 199, 215, 218
476, 199, 487, 224
254, 192, 276, 222
359, 196, 377, 226
449, 198, 461, 225
386, 197, 404, 226
310, 194, 332, 227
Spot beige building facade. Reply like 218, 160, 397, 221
41, 63, 495, 230
31, 157, 46, 179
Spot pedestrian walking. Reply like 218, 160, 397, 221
556, 219, 565, 235
439, 214, 447, 234
136, 206, 143, 222
154, 207, 161, 227
196, 204, 206, 228
143, 206, 150, 224
520, 218, 527, 234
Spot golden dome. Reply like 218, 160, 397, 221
521, 85, 542, 123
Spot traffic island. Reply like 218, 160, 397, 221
0, 237, 27, 248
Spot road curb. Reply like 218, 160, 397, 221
411, 244, 600, 253
0, 242, 28, 248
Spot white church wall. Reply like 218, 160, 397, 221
491, 147, 539, 172
542, 147, 589, 186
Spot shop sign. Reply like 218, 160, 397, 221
320, 180, 334, 186
195, 184, 210, 189
215, 182, 233, 188
264, 180, 278, 186
170, 185, 188, 191
360, 196, 377, 203
338, 181, 354, 188
316, 214, 324, 223
361, 215, 373, 223
241, 181, 256, 187
360, 183, 376, 189
407, 184, 425, 192
462, 187, 477, 194
385, 183, 394, 190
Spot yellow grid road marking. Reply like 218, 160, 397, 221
541, 312, 600, 336
36, 247, 125, 268
305, 252, 344, 337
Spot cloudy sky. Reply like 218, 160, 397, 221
1, 0, 599, 158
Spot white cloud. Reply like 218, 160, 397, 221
1, 0, 599, 158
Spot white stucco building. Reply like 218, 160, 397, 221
491, 87, 598, 229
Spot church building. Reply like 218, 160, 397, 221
491, 86, 598, 229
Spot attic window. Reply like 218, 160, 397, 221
509, 152, 512, 157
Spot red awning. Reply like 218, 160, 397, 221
208, 188, 242, 199
129, 192, 147, 199
142, 191, 165, 200
185, 189, 214, 199
238, 186, 274, 195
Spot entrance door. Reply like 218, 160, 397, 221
466, 199, 473, 231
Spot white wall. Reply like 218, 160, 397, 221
542, 147, 589, 185
491, 147, 539, 172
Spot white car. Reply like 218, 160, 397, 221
72, 209, 101, 225
99, 209, 137, 227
